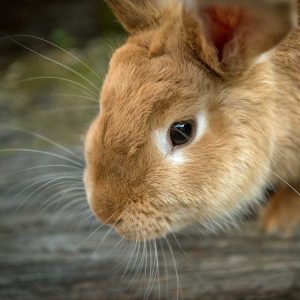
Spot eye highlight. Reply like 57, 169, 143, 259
169, 120, 195, 147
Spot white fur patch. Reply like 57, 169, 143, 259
169, 150, 186, 164
154, 112, 207, 165
255, 52, 269, 65
194, 112, 207, 143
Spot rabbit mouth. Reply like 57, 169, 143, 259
110, 211, 172, 241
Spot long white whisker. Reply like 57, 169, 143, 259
0, 149, 83, 167
4, 35, 100, 94
147, 240, 159, 300
155, 240, 160, 300
9, 173, 77, 200
266, 166, 300, 198
75, 224, 104, 251
1, 34, 103, 82
91, 210, 123, 258
1, 127, 83, 162
126, 240, 143, 291
159, 239, 169, 300
49, 197, 86, 215
76, 209, 121, 251
13, 104, 97, 118
91, 227, 114, 259
38, 182, 85, 213
103, 234, 126, 260
170, 231, 188, 257
165, 238, 181, 300
53, 93, 99, 104
18, 177, 81, 209
144, 240, 154, 300
11, 77, 98, 98
6, 164, 81, 177
122, 239, 138, 280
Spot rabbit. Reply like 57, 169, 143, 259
84, 0, 300, 240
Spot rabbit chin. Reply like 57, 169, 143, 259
113, 211, 172, 241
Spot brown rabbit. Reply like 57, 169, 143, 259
84, 0, 300, 240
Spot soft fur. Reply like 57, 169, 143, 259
84, 0, 300, 240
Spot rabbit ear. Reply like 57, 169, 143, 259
183, 0, 297, 76
105, 0, 164, 34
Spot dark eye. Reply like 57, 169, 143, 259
169, 120, 195, 147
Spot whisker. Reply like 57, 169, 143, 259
115, 239, 136, 274
3, 35, 100, 94
11, 104, 97, 118
150, 240, 159, 300
75, 209, 121, 251
169, 230, 188, 257
122, 238, 138, 280
155, 240, 160, 300
102, 233, 127, 260
1, 34, 103, 82
17, 177, 81, 209
75, 224, 104, 251
130, 239, 147, 294
0, 149, 84, 167
8, 172, 76, 198
130, 239, 141, 280
11, 77, 98, 99
81, 205, 118, 222
90, 210, 123, 258
91, 226, 114, 259
145, 240, 157, 300
165, 237, 181, 300
65, 202, 91, 226
1, 127, 84, 162
159, 239, 169, 300
6, 164, 81, 177
37, 183, 85, 213
52, 93, 99, 104
266, 167, 300, 198
144, 240, 149, 298
48, 196, 86, 215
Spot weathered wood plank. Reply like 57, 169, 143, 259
1, 154, 300, 300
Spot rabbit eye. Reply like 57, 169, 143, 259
169, 120, 195, 147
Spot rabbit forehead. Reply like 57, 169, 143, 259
99, 44, 211, 153
101, 41, 212, 117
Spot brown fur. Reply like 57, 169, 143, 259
84, 0, 300, 240
261, 185, 300, 234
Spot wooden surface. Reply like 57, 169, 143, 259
1, 153, 300, 300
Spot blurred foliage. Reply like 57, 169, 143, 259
0, 0, 125, 69
98, 1, 123, 33
50, 29, 76, 49
0, 33, 125, 145
0, 1, 126, 147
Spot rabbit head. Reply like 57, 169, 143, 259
84, 0, 297, 240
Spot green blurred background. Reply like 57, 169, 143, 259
0, 0, 125, 145
0, 0, 123, 66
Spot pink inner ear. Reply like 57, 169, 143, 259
203, 5, 244, 61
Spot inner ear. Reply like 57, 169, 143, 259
183, 0, 297, 77
201, 5, 245, 61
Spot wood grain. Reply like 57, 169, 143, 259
1, 153, 300, 300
